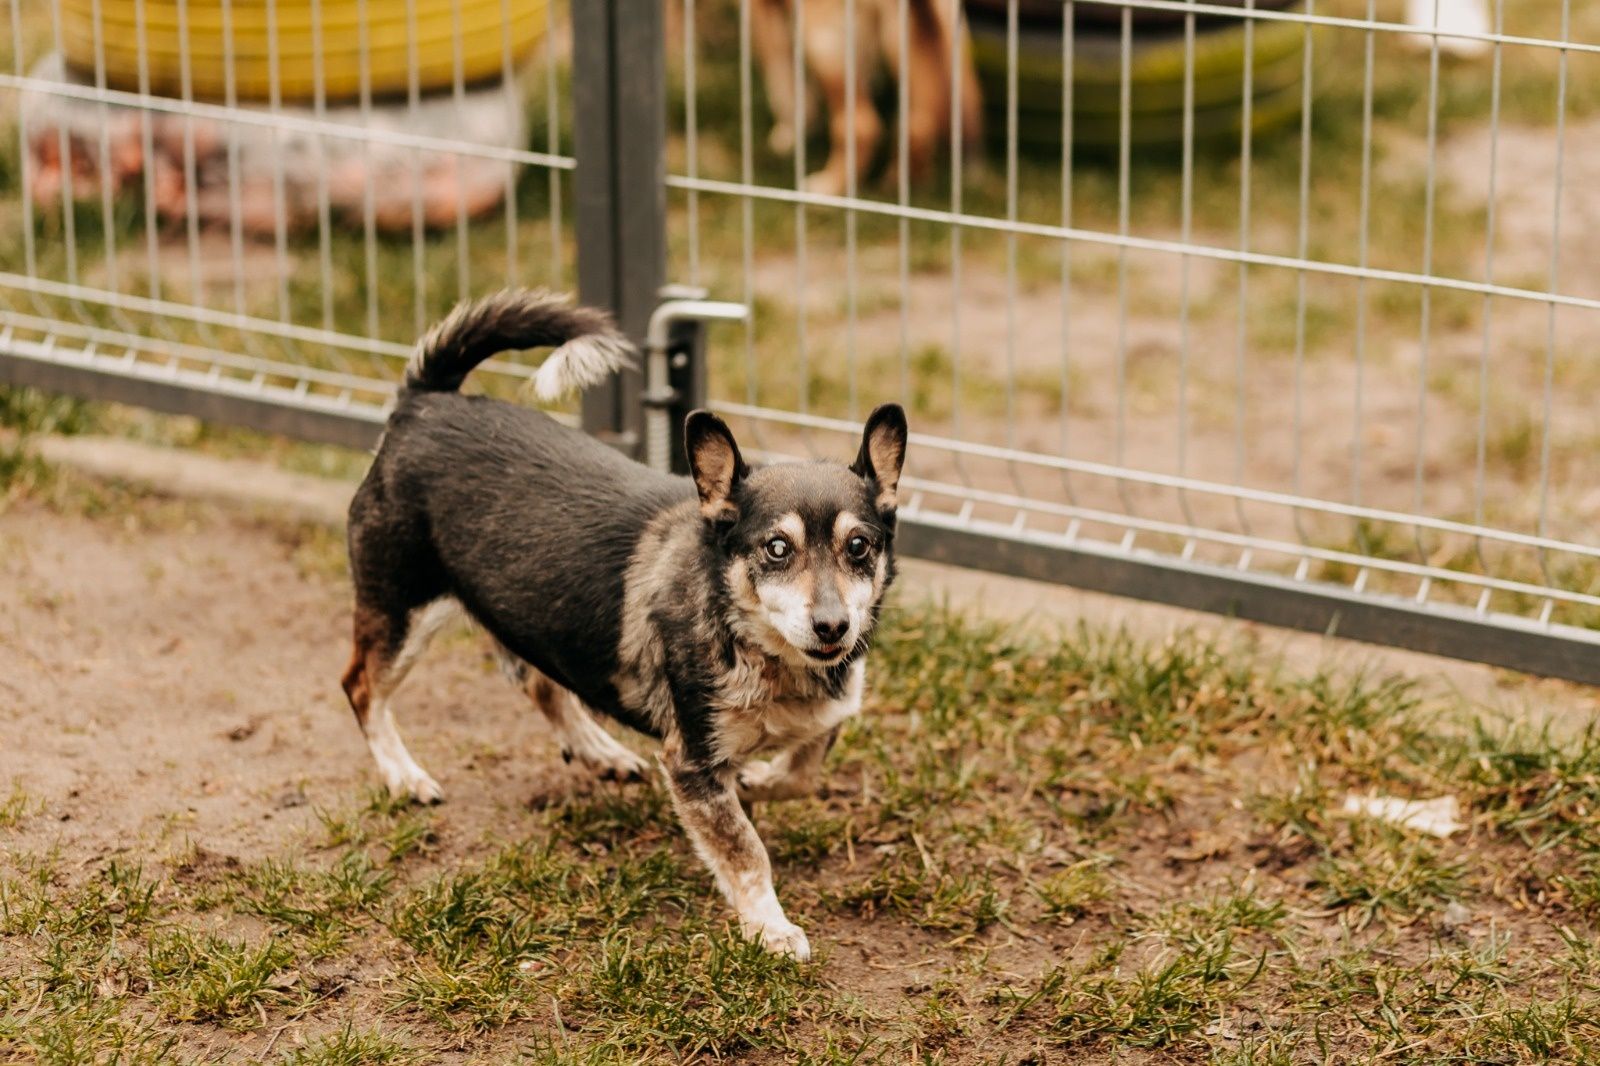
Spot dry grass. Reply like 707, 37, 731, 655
4, 444, 1600, 1063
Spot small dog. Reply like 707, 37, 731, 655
751, 0, 983, 197
342, 290, 908, 959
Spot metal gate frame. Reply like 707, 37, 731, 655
5, 1, 1600, 685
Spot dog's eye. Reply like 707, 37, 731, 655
846, 535, 871, 560
764, 537, 791, 561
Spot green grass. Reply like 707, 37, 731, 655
0, 784, 36, 828
6, 578, 1600, 1059
233, 851, 394, 941
1311, 824, 1468, 929
1145, 884, 1289, 946
144, 929, 302, 1025
823, 850, 1009, 934
547, 930, 817, 1057
1035, 936, 1268, 1048
278, 1024, 420, 1065
0, 387, 96, 438
0, 386, 85, 498
1032, 858, 1112, 925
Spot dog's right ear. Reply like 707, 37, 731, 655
684, 410, 748, 522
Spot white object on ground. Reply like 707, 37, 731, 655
1342, 794, 1465, 837
1403, 0, 1493, 58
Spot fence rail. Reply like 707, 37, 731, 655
5, 0, 1600, 684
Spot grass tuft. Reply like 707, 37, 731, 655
145, 929, 299, 1025
1032, 858, 1112, 925
1311, 825, 1466, 930
552, 928, 818, 1057
279, 1023, 420, 1065
1041, 936, 1266, 1048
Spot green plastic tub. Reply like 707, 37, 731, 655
968, 1, 1314, 153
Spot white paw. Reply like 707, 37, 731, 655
802, 169, 847, 198
737, 758, 814, 803
737, 758, 780, 792
564, 743, 649, 783
750, 918, 811, 961
385, 767, 444, 805
768, 123, 796, 156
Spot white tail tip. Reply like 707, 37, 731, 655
531, 333, 635, 402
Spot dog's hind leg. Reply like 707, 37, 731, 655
340, 599, 457, 804
491, 648, 647, 782
527, 669, 648, 782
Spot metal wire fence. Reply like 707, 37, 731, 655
4, 0, 1600, 682
0, 0, 574, 444
667, 0, 1600, 680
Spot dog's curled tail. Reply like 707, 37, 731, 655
403, 289, 634, 401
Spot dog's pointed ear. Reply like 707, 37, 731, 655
851, 403, 908, 517
685, 410, 748, 522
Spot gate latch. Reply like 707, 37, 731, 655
642, 288, 748, 473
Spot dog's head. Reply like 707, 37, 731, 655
686, 405, 908, 671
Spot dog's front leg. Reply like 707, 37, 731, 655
663, 744, 810, 960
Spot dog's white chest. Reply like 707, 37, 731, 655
716, 658, 864, 762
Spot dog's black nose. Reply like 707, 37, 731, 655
812, 617, 848, 644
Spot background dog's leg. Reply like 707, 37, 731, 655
752, 0, 804, 156
903, 0, 953, 185
737, 726, 839, 802
954, 8, 983, 152
663, 746, 810, 960
800, 1, 880, 197
523, 668, 648, 782
340, 599, 456, 804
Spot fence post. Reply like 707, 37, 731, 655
664, 316, 709, 476
571, 0, 666, 455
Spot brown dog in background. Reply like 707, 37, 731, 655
751, 0, 982, 196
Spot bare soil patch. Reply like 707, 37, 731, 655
4, 461, 1600, 1063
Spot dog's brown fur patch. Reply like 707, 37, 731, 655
340, 604, 398, 734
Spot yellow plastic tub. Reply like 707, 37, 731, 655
59, 0, 547, 103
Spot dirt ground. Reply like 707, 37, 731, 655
5, 450, 1600, 1063
0, 484, 579, 1060
0, 492, 535, 874
0, 468, 1066, 1062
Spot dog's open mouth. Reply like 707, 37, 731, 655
805, 644, 844, 662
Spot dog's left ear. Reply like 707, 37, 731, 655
685, 410, 749, 522
851, 403, 908, 517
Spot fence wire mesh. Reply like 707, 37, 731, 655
667, 0, 1600, 665
0, 0, 574, 430
4, 0, 1600, 678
